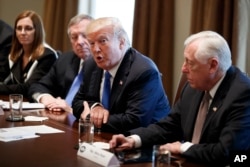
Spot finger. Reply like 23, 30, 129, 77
103, 110, 109, 124
109, 135, 118, 148
83, 101, 90, 111
109, 134, 124, 148
81, 101, 91, 120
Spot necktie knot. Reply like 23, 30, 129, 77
105, 71, 111, 80
204, 92, 211, 102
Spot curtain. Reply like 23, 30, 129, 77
43, 0, 78, 52
132, 0, 175, 103
237, 0, 250, 74
190, 0, 239, 66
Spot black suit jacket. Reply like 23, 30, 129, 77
0, 20, 13, 81
72, 48, 171, 133
0, 47, 57, 97
28, 51, 81, 101
130, 66, 250, 165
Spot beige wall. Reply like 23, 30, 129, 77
173, 0, 192, 99
0, 0, 44, 27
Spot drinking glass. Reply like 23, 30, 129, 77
6, 94, 24, 122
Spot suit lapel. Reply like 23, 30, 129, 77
10, 59, 22, 83
186, 91, 204, 140
201, 67, 235, 137
109, 51, 132, 111
89, 68, 103, 100
65, 56, 80, 90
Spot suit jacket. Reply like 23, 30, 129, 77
28, 51, 81, 101
0, 47, 57, 97
72, 48, 171, 133
129, 66, 250, 165
0, 20, 13, 81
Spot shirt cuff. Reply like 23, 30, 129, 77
36, 93, 51, 103
90, 102, 103, 110
128, 134, 142, 148
180, 142, 193, 153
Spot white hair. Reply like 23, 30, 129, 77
184, 31, 232, 72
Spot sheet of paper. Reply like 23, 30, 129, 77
13, 125, 64, 134
0, 128, 39, 142
31, 125, 64, 134
24, 116, 48, 121
0, 125, 64, 142
0, 101, 45, 110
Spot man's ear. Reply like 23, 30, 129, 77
119, 37, 125, 49
209, 58, 219, 73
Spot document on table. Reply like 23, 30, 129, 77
0, 100, 45, 110
0, 125, 64, 142
24, 116, 48, 121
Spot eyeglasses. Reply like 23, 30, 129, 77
16, 26, 34, 32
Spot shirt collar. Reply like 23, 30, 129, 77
105, 55, 125, 78
209, 74, 226, 99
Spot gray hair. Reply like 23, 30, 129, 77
184, 31, 232, 72
67, 14, 93, 35
86, 17, 131, 48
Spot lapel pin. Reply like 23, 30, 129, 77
212, 107, 217, 112
119, 80, 123, 85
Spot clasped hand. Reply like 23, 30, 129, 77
41, 95, 72, 113
81, 101, 109, 128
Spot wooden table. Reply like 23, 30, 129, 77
0, 97, 206, 167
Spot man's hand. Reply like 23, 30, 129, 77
41, 95, 72, 113
109, 134, 135, 151
161, 141, 182, 154
91, 105, 109, 128
82, 101, 109, 128
40, 94, 56, 106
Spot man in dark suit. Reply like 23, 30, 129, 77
0, 19, 13, 81
28, 14, 93, 112
72, 17, 171, 133
109, 31, 250, 166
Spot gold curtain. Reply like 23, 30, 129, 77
43, 0, 78, 52
190, 0, 238, 64
132, 0, 175, 104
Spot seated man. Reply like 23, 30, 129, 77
28, 14, 93, 112
109, 31, 250, 166
72, 17, 171, 133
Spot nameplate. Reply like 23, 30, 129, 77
77, 142, 120, 166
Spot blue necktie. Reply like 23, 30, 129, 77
102, 71, 111, 109
65, 69, 83, 106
